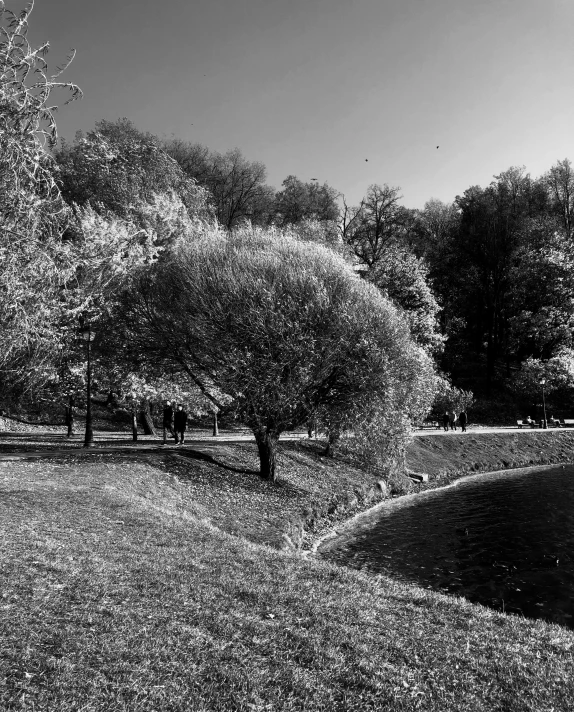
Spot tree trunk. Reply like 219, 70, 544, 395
131, 405, 138, 442
65, 396, 74, 437
324, 427, 340, 457
254, 430, 279, 482
141, 400, 156, 435
212, 411, 219, 437
486, 305, 496, 396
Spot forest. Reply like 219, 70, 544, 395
2, 1, 574, 477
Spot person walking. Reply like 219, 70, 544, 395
459, 410, 467, 432
443, 411, 450, 432
174, 404, 188, 445
162, 400, 175, 444
449, 410, 457, 431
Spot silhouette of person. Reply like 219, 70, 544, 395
174, 404, 188, 445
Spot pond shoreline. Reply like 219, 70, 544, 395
308, 429, 574, 555
310, 462, 564, 556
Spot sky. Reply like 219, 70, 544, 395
20, 0, 574, 208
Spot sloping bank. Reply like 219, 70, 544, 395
407, 429, 574, 482
308, 429, 574, 551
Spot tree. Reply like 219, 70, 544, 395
444, 168, 535, 390
430, 375, 474, 418
55, 118, 212, 225
508, 232, 574, 359
272, 175, 339, 226
116, 224, 431, 481
367, 247, 444, 355
0, 0, 81, 394
508, 351, 574, 414
545, 159, 574, 240
341, 184, 410, 268
410, 198, 460, 269
164, 140, 275, 228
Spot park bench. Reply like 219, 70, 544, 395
517, 419, 537, 429
517, 418, 563, 428
417, 421, 441, 430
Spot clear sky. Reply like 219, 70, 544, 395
22, 0, 574, 208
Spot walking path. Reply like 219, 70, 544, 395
0, 430, 302, 461
0, 423, 572, 462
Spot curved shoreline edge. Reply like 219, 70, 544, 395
308, 462, 565, 557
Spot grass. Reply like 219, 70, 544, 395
1, 446, 573, 711
408, 430, 574, 486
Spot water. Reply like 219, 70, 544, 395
320, 465, 574, 629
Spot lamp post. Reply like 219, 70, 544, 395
541, 378, 548, 430
80, 319, 95, 447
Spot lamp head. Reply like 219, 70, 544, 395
79, 316, 95, 341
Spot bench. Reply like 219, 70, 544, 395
417, 421, 441, 430
517, 419, 564, 428
517, 420, 537, 429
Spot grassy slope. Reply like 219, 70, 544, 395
407, 430, 574, 482
1, 447, 573, 711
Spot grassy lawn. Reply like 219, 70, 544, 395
1, 447, 573, 711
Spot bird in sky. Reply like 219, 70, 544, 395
436, 146, 439, 149
365, 159, 368, 162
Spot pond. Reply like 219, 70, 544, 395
319, 465, 574, 629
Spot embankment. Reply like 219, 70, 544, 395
407, 429, 574, 484
311, 429, 574, 550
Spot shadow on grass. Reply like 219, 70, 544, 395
166, 449, 306, 500
170, 448, 261, 476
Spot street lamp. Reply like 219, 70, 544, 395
80, 319, 96, 447
540, 378, 548, 430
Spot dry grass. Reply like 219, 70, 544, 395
0, 450, 573, 710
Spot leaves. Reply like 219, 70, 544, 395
117, 224, 433, 476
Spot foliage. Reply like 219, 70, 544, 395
367, 246, 444, 355
333, 345, 437, 479
431, 374, 475, 416
117, 224, 427, 480
272, 175, 339, 226
164, 140, 275, 229
508, 230, 574, 359
340, 183, 411, 268
287, 217, 352, 261
545, 158, 574, 239
55, 118, 213, 225
508, 351, 574, 409
409, 198, 460, 276
0, 0, 81, 239
0, 0, 81, 393
429, 167, 546, 389
119, 373, 229, 418
41, 120, 216, 408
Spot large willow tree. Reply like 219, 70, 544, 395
119, 225, 434, 481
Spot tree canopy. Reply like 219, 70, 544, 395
115, 225, 432, 479
163, 140, 275, 229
